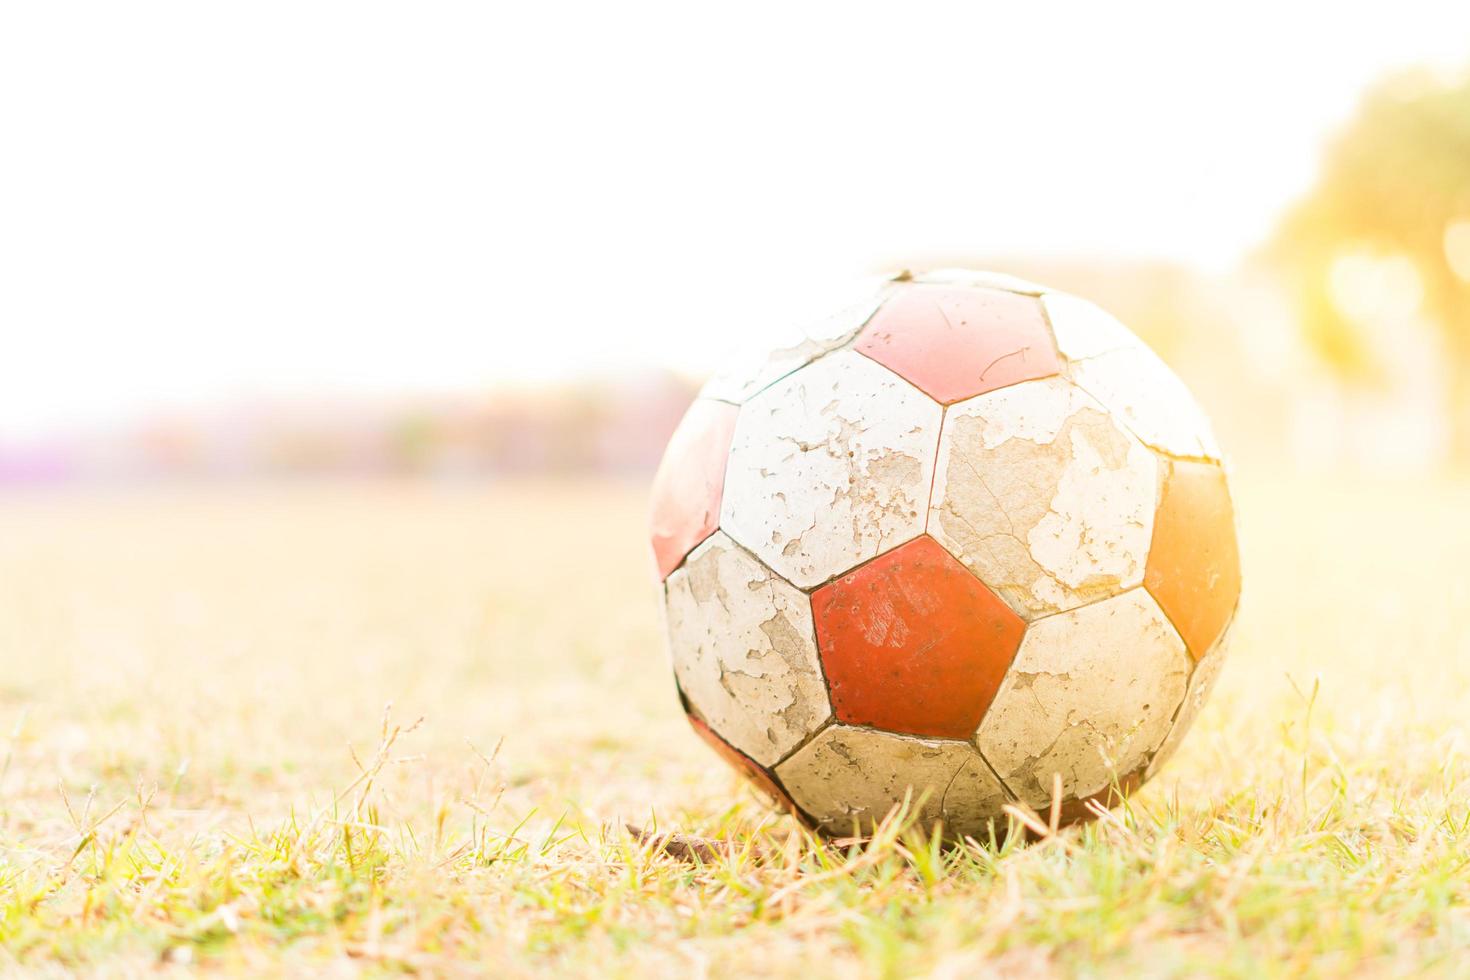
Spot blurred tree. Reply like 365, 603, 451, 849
1269, 68, 1470, 458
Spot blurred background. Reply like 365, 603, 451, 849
2, 2, 1469, 480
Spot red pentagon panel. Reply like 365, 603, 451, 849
1144, 459, 1242, 660
810, 535, 1026, 740
853, 283, 1061, 403
649, 399, 740, 579
685, 713, 806, 819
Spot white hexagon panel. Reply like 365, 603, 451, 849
720, 350, 942, 589
1040, 292, 1139, 360
1146, 618, 1236, 780
1043, 291, 1222, 460
928, 376, 1159, 620
775, 725, 1012, 839
976, 588, 1191, 809
664, 532, 831, 767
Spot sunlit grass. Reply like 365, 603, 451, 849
0, 475, 1467, 976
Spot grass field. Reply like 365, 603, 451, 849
1, 474, 1468, 977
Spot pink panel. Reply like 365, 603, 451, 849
649, 399, 740, 579
855, 284, 1060, 403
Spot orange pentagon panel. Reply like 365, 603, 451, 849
1144, 459, 1241, 659
649, 399, 740, 579
684, 712, 807, 821
853, 283, 1061, 404
811, 535, 1026, 740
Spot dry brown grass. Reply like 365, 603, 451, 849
0, 474, 1468, 976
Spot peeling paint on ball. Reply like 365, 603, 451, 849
652, 270, 1241, 839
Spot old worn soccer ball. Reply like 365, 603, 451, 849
649, 269, 1241, 840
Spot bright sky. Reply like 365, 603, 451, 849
2, 2, 1468, 439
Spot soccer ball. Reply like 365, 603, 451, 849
649, 269, 1241, 840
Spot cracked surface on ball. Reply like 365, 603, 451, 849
975, 588, 1191, 808
720, 350, 941, 589
776, 725, 1012, 839
1067, 339, 1223, 461
651, 271, 1241, 833
929, 376, 1158, 621
665, 532, 831, 767
1147, 619, 1235, 780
